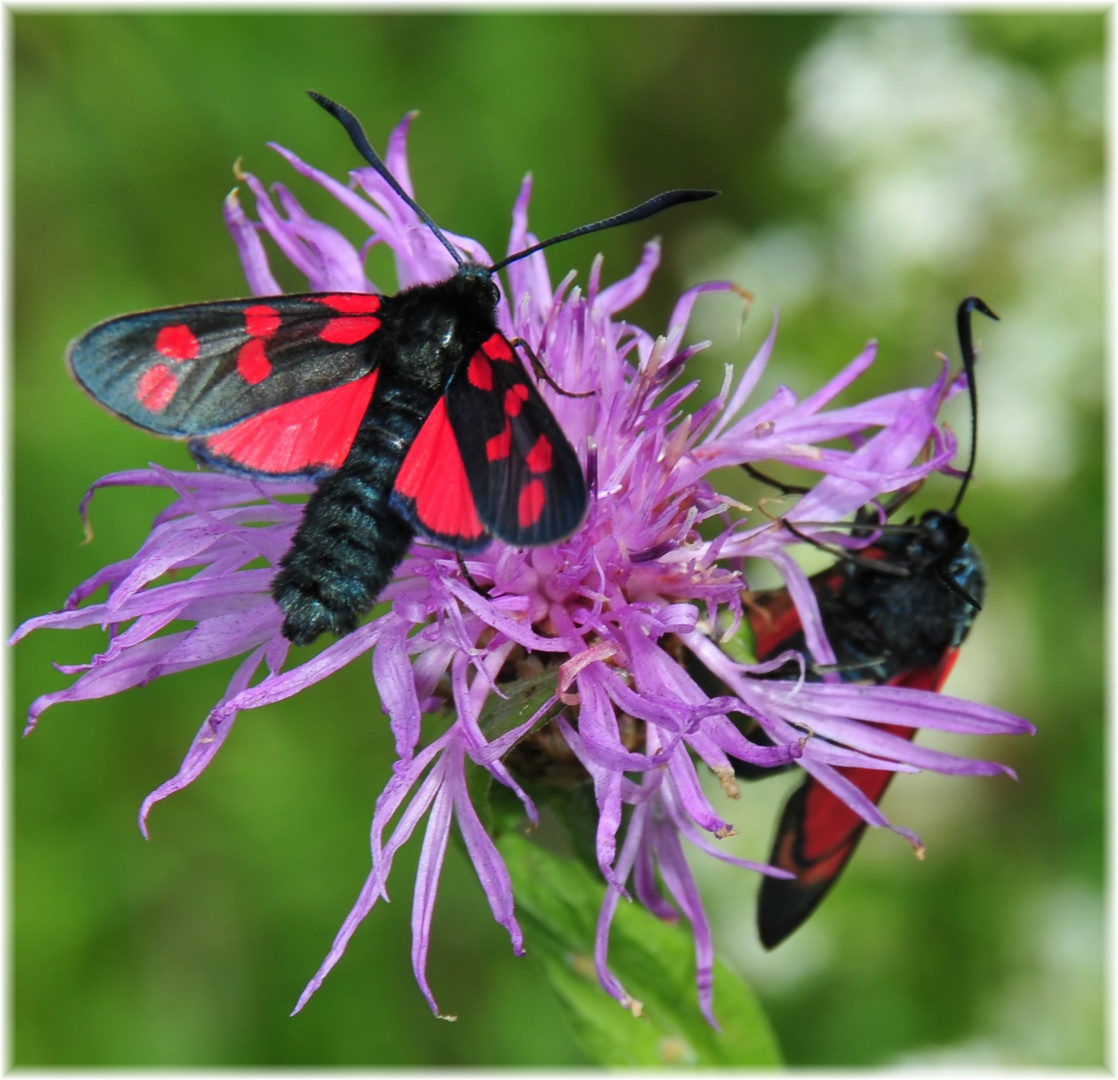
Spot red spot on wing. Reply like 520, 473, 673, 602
244, 304, 281, 338
469, 352, 493, 390
525, 434, 552, 474
318, 316, 381, 345
504, 384, 529, 417
155, 325, 198, 361
318, 294, 382, 315
203, 371, 378, 474
136, 363, 178, 411
395, 398, 485, 542
237, 339, 272, 385
483, 333, 514, 362
518, 479, 546, 528
486, 421, 512, 461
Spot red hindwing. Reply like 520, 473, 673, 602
194, 371, 379, 476
744, 553, 968, 948
391, 397, 489, 550
67, 293, 385, 477
754, 634, 961, 948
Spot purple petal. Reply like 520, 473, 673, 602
271, 182, 369, 291
411, 765, 455, 1017
666, 280, 745, 344
139, 643, 269, 834
373, 614, 424, 759
708, 315, 779, 440
450, 760, 524, 957
663, 742, 734, 837
648, 815, 717, 1028
383, 110, 418, 196
595, 241, 659, 316
223, 188, 281, 295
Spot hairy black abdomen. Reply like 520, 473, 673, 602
272, 380, 433, 645
273, 482, 415, 646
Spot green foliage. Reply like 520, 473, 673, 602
501, 833, 782, 1066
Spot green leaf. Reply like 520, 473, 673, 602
500, 832, 782, 1066
465, 668, 563, 837
718, 612, 760, 666
476, 667, 564, 743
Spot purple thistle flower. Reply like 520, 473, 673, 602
14, 113, 1033, 1026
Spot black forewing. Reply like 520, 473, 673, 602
445, 334, 587, 547
66, 293, 384, 437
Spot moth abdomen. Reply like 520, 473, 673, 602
272, 378, 439, 645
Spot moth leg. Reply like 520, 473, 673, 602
743, 463, 929, 530
455, 551, 489, 596
510, 337, 594, 399
876, 477, 926, 518
741, 463, 811, 496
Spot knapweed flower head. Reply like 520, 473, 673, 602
15, 113, 1033, 1026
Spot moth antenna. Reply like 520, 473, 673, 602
949, 296, 998, 515
308, 91, 464, 268
934, 560, 983, 610
489, 188, 719, 274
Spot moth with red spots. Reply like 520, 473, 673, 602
713, 298, 996, 947
746, 502, 984, 949
67, 92, 716, 645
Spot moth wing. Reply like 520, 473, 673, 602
445, 333, 587, 546
390, 396, 491, 551
756, 650, 959, 948
68, 293, 386, 477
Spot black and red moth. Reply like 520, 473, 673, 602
735, 297, 998, 947
66, 93, 716, 645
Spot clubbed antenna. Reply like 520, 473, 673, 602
949, 296, 999, 515
309, 92, 717, 281
489, 189, 719, 274
309, 91, 465, 268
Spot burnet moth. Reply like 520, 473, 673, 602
67, 93, 717, 645
737, 297, 998, 948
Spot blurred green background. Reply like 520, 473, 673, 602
13, 11, 1104, 1067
